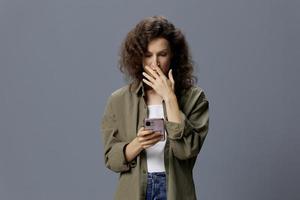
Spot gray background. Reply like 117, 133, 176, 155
1, 0, 299, 199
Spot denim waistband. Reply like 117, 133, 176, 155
147, 172, 166, 177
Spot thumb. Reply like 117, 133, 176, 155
168, 69, 175, 84
137, 127, 143, 136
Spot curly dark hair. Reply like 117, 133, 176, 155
118, 15, 198, 96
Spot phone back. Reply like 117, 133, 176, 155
144, 118, 165, 140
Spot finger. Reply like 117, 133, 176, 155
137, 127, 144, 136
141, 135, 162, 145
142, 72, 156, 83
141, 129, 155, 136
142, 132, 162, 140
141, 136, 161, 146
143, 145, 152, 149
139, 133, 159, 143
153, 64, 166, 78
142, 78, 154, 88
168, 69, 175, 91
138, 132, 154, 143
168, 69, 175, 84
138, 128, 152, 137
143, 132, 162, 140
142, 136, 163, 148
145, 65, 159, 79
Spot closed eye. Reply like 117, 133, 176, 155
144, 52, 168, 57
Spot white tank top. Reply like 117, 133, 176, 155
145, 104, 167, 172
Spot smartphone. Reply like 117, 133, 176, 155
144, 118, 165, 141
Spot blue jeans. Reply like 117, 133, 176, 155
146, 172, 167, 200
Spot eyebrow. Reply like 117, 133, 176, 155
146, 49, 169, 53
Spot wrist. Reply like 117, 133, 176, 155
163, 92, 176, 102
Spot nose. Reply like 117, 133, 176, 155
151, 56, 160, 67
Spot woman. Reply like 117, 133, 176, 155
101, 15, 209, 200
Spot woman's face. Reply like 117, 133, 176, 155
142, 37, 172, 77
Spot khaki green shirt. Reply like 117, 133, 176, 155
100, 80, 209, 200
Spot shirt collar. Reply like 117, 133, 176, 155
130, 79, 168, 120
130, 80, 145, 96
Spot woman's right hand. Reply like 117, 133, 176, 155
123, 127, 163, 163
136, 127, 163, 150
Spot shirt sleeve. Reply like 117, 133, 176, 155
165, 89, 209, 160
101, 95, 137, 173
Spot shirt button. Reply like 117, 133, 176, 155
143, 170, 146, 174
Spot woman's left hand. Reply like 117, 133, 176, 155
142, 63, 175, 100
